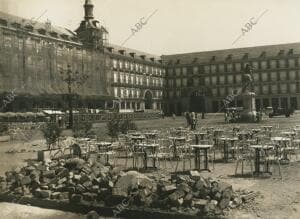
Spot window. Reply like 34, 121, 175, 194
279, 71, 287, 80
4, 36, 12, 48
182, 78, 187, 87
168, 68, 173, 76
236, 75, 242, 83
125, 74, 129, 83
114, 87, 118, 97
119, 61, 123, 69
280, 84, 287, 93
253, 73, 259, 81
290, 83, 296, 93
219, 87, 225, 96
176, 78, 181, 87
279, 60, 286, 68
261, 61, 267, 69
235, 63, 241, 72
125, 61, 129, 69
113, 72, 118, 83
212, 88, 217, 96
130, 75, 134, 84
140, 76, 143, 85
219, 64, 224, 72
227, 63, 233, 72
146, 77, 149, 86
18, 38, 23, 50
182, 67, 187, 76
113, 59, 117, 68
254, 86, 260, 94
204, 65, 210, 73
270, 72, 277, 81
289, 71, 296, 80
227, 75, 233, 83
211, 65, 216, 73
193, 66, 198, 74
252, 61, 258, 70
204, 77, 210, 84
130, 63, 134, 71
175, 68, 181, 76
145, 66, 149, 73
262, 85, 269, 94
271, 84, 278, 94
120, 89, 124, 98
193, 78, 199, 86
261, 73, 268, 81
211, 76, 217, 85
120, 73, 124, 83
288, 59, 295, 68
168, 79, 174, 88
270, 60, 277, 68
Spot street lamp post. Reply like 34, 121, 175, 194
60, 65, 88, 129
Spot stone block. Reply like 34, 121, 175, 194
20, 176, 31, 185
192, 198, 208, 209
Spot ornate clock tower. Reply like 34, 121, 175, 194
75, 0, 108, 51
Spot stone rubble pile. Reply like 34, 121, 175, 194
0, 159, 250, 216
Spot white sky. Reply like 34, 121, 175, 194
1, 0, 300, 55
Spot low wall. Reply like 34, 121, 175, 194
0, 193, 222, 219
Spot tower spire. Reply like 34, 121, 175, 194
84, 0, 94, 20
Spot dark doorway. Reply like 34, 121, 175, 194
145, 91, 153, 109
255, 99, 261, 111
263, 98, 270, 108
190, 91, 206, 113
212, 101, 219, 113
291, 97, 297, 110
271, 98, 279, 109
280, 97, 288, 109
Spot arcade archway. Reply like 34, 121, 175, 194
144, 90, 153, 109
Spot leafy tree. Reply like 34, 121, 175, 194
72, 121, 93, 138
42, 122, 62, 150
106, 113, 121, 140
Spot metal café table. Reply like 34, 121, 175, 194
219, 137, 239, 162
250, 145, 274, 175
191, 144, 213, 172
144, 132, 158, 142
262, 126, 273, 132
169, 136, 186, 158
193, 132, 207, 144
137, 143, 159, 169
97, 141, 112, 165
130, 135, 146, 144
281, 131, 296, 138
237, 131, 251, 140
271, 136, 291, 161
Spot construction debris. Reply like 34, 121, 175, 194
0, 159, 255, 217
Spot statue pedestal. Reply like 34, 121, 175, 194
240, 92, 257, 122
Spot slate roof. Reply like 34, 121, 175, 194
162, 42, 300, 65
0, 10, 79, 43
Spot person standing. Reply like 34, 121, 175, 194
191, 112, 196, 130
185, 112, 191, 128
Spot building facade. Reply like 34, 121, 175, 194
0, 0, 164, 112
1, 0, 300, 115
162, 44, 300, 115
105, 44, 165, 111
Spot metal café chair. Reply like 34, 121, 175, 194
234, 142, 254, 176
